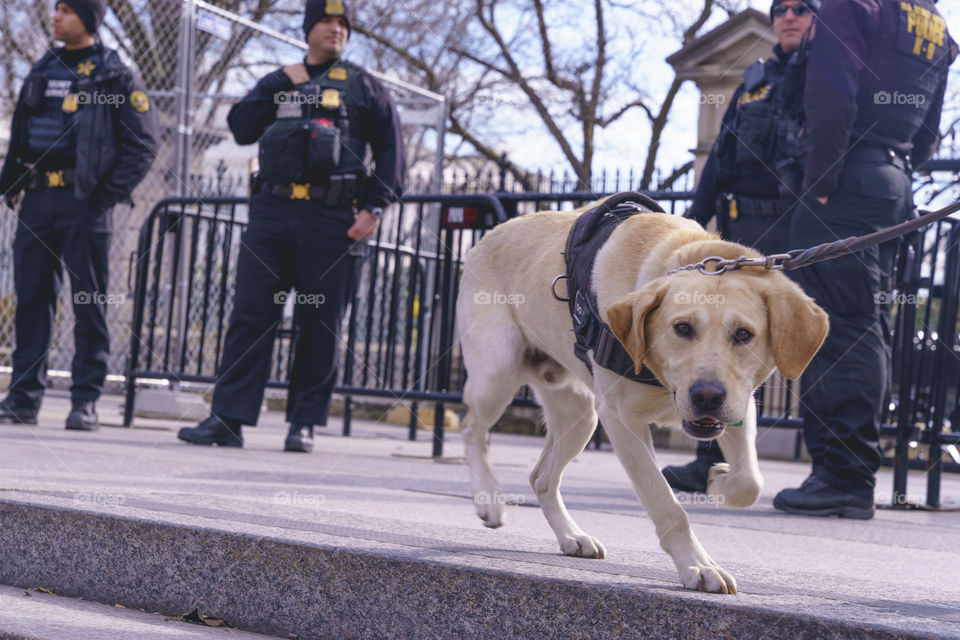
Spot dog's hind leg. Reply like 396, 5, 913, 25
528, 381, 606, 559
460, 349, 522, 529
707, 397, 763, 508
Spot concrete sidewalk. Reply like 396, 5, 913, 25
0, 390, 958, 639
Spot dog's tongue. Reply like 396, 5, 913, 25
696, 417, 719, 426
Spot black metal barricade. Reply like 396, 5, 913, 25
891, 218, 960, 508
124, 194, 512, 457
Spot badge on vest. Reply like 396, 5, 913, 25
77, 60, 95, 77
61, 93, 79, 113
130, 90, 150, 113
329, 67, 347, 81
321, 88, 341, 109
737, 84, 771, 106
326, 0, 344, 15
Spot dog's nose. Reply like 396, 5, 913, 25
690, 380, 726, 414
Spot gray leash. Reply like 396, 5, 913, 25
669, 197, 960, 276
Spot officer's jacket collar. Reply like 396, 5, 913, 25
44, 44, 130, 84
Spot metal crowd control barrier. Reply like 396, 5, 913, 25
123, 194, 510, 457
892, 218, 960, 508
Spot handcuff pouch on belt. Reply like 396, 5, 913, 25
563, 192, 665, 386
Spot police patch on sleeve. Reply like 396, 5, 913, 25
326, 0, 344, 16
61, 93, 79, 113
329, 66, 347, 81
130, 90, 150, 113
898, 1, 947, 61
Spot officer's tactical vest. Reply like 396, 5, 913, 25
259, 62, 368, 185
718, 57, 791, 183
854, 0, 953, 148
24, 49, 99, 158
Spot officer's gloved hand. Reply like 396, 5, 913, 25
90, 189, 118, 212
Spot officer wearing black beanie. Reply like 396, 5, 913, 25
178, 0, 405, 453
0, 0, 158, 432
56, 0, 107, 36
303, 0, 351, 41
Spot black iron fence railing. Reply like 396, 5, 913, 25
123, 190, 958, 508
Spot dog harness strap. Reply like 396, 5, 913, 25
564, 191, 664, 387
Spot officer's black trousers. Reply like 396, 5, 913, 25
10, 188, 112, 408
789, 161, 912, 490
211, 192, 359, 426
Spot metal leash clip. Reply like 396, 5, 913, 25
668, 253, 793, 276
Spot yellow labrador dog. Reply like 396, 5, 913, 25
455, 195, 828, 594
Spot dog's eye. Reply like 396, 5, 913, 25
734, 328, 753, 344
674, 323, 693, 338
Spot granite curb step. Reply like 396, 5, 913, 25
0, 498, 942, 640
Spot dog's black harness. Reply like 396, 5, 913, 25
559, 192, 665, 386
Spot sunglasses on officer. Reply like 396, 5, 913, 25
772, 3, 812, 17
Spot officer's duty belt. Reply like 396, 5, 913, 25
27, 168, 75, 190
263, 175, 358, 206
725, 193, 795, 219
846, 145, 910, 173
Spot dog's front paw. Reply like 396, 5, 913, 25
679, 561, 737, 594
706, 463, 762, 508
559, 533, 606, 559
473, 492, 506, 528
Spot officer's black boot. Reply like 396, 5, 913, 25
0, 396, 38, 425
178, 414, 243, 447
65, 400, 98, 431
772, 473, 874, 520
284, 424, 314, 453
661, 440, 725, 493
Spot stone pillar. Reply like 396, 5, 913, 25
667, 9, 778, 184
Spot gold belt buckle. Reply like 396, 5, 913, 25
46, 170, 65, 188
290, 182, 310, 200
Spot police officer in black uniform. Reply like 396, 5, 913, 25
177, 0, 404, 453
662, 0, 818, 492
774, 0, 955, 518
0, 0, 158, 431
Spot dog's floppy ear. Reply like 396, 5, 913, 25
762, 279, 829, 379
606, 277, 670, 375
